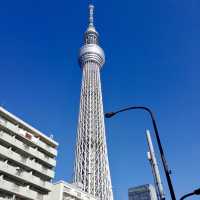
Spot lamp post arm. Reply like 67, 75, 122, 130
106, 106, 176, 200
180, 192, 194, 200
180, 188, 200, 200
115, 107, 167, 161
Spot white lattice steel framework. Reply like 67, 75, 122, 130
74, 4, 113, 200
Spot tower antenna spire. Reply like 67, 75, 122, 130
89, 4, 94, 27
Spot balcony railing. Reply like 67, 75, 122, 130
0, 117, 57, 157
0, 179, 41, 200
0, 160, 52, 191
0, 130, 56, 167
0, 144, 54, 179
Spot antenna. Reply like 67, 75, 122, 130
146, 129, 165, 200
50, 134, 54, 139
0, 101, 6, 108
89, 4, 94, 26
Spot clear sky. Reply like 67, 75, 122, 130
0, 0, 200, 199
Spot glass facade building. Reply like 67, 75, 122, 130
128, 184, 158, 200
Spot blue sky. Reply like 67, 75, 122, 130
0, 0, 200, 199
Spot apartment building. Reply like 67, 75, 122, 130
48, 181, 97, 200
0, 107, 58, 200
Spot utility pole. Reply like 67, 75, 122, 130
146, 129, 165, 200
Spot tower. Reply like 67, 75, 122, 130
74, 4, 113, 200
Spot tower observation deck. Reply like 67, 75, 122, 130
74, 4, 114, 200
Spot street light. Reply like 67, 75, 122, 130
105, 106, 176, 200
180, 188, 200, 200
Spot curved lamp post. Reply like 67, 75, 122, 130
180, 188, 200, 200
105, 106, 176, 200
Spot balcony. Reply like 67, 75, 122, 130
37, 139, 57, 157
0, 144, 54, 179
0, 117, 57, 157
0, 179, 43, 200
0, 160, 52, 191
0, 131, 56, 168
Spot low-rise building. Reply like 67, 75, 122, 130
0, 107, 58, 200
48, 181, 97, 200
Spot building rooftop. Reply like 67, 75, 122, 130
0, 106, 58, 147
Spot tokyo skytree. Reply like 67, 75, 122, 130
74, 4, 114, 200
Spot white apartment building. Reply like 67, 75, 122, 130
48, 181, 97, 200
0, 107, 58, 200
